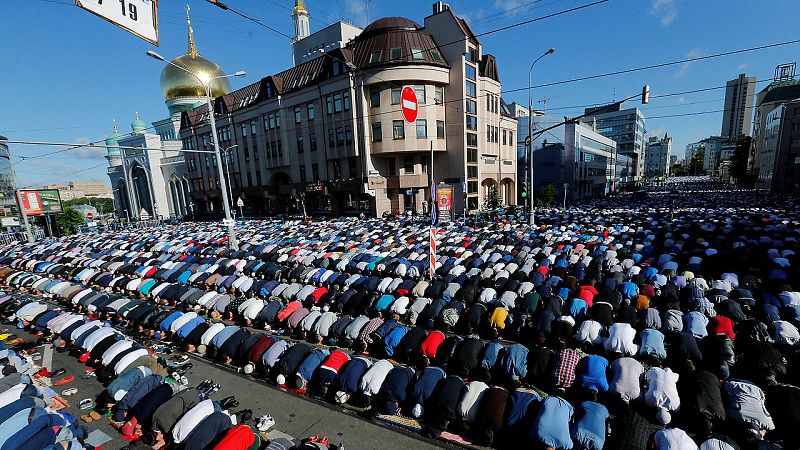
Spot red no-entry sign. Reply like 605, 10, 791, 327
401, 86, 418, 124
86, 212, 94, 221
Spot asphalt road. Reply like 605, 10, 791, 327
4, 323, 447, 450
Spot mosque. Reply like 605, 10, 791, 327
105, 8, 232, 220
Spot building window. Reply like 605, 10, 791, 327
312, 164, 319, 181
389, 47, 402, 61
467, 148, 478, 163
509, 131, 514, 144
372, 123, 382, 142
435, 85, 444, 104
465, 63, 476, 81
437, 120, 445, 139
344, 92, 351, 110
275, 111, 280, 128
299, 165, 306, 183
467, 133, 477, 146
328, 129, 335, 147
348, 157, 358, 177
416, 120, 427, 138
467, 47, 478, 62
305, 103, 315, 121
414, 84, 426, 104
333, 93, 343, 112
326, 96, 333, 114
388, 158, 396, 175
393, 120, 405, 139
487, 125, 491, 143
391, 87, 402, 104
370, 86, 381, 107
250, 120, 257, 134
309, 133, 317, 151
502, 129, 507, 145
403, 155, 414, 173
277, 140, 282, 156
336, 127, 345, 145
466, 80, 476, 98
345, 125, 353, 143
297, 136, 304, 153
241, 124, 248, 137
468, 181, 478, 194
333, 160, 342, 178
467, 165, 478, 179
294, 107, 302, 124
369, 50, 382, 64
466, 115, 477, 131
430, 49, 442, 62
486, 93, 491, 111
466, 99, 477, 114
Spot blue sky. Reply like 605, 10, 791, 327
1, 0, 799, 187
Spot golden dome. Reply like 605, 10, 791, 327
160, 6, 232, 101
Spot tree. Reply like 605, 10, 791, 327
55, 207, 85, 235
63, 197, 114, 213
729, 136, 752, 186
535, 183, 556, 207
688, 152, 704, 176
484, 185, 500, 210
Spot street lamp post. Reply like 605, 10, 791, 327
146, 50, 245, 249
222, 144, 237, 218
527, 47, 555, 227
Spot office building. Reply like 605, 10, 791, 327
644, 133, 672, 179
756, 99, 800, 190
176, 2, 517, 217
751, 63, 800, 180
0, 137, 17, 217
581, 103, 646, 180
527, 117, 617, 204
722, 73, 756, 138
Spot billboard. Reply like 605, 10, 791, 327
436, 184, 453, 223
18, 190, 63, 216
76, 0, 159, 46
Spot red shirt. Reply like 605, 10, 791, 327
419, 330, 445, 358
213, 424, 255, 450
320, 351, 350, 373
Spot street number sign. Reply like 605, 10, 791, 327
76, 0, 159, 46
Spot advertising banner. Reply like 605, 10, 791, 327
436, 184, 453, 223
18, 189, 63, 216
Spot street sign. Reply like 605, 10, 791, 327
139, 208, 151, 220
236, 197, 244, 207
222, 219, 235, 227
401, 86, 419, 124
86, 212, 94, 221
76, 0, 159, 46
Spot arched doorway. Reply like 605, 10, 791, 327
130, 164, 153, 218
500, 178, 515, 205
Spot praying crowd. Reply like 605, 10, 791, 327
1, 179, 800, 450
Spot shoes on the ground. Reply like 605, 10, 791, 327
235, 409, 252, 424
170, 354, 190, 366
50, 368, 66, 378
219, 396, 238, 410
256, 414, 275, 432
62, 387, 78, 396
53, 375, 75, 386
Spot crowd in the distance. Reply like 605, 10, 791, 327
2, 178, 800, 450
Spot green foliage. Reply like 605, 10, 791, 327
55, 207, 85, 235
688, 152, 705, 175
729, 136, 753, 186
484, 185, 501, 210
535, 183, 556, 207
63, 197, 114, 212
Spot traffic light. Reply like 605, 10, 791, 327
521, 182, 528, 198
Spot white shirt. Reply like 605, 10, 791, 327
170, 312, 198, 332
114, 348, 149, 375
102, 340, 135, 367
0, 383, 27, 408
604, 323, 639, 356
654, 428, 697, 450
458, 381, 489, 423
200, 323, 226, 346
609, 357, 644, 401
644, 367, 680, 412
359, 360, 393, 396
172, 399, 216, 443
83, 327, 117, 351
575, 320, 604, 345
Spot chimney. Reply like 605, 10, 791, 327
433, 1, 443, 14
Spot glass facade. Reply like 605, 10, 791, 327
0, 142, 17, 216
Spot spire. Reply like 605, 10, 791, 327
293, 0, 307, 12
112, 119, 118, 133
187, 5, 199, 57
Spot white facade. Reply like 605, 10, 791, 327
644, 134, 672, 179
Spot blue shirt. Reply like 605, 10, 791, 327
159, 311, 183, 332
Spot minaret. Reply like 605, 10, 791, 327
186, 5, 199, 57
291, 0, 310, 64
